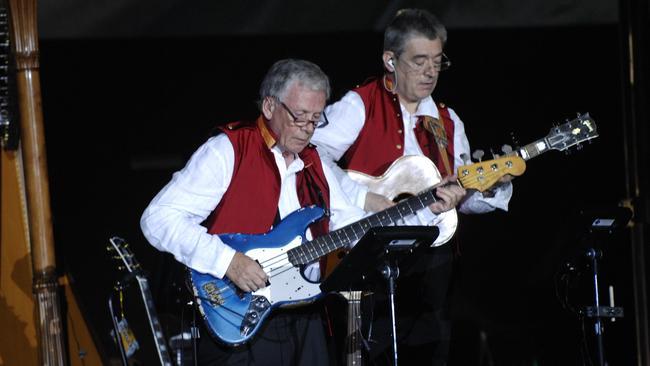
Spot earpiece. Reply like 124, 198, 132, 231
388, 58, 395, 68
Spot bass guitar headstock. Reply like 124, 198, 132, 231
457, 155, 526, 192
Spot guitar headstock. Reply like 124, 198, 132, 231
457, 155, 526, 192
545, 113, 598, 152
107, 236, 141, 274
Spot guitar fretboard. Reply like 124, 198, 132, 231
288, 186, 439, 266
136, 276, 173, 366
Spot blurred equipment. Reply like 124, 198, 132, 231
108, 236, 173, 366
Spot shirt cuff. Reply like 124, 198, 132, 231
480, 181, 513, 211
213, 242, 237, 279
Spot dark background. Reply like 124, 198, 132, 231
35, 2, 646, 364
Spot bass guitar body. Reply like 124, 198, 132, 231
346, 155, 458, 245
189, 206, 326, 346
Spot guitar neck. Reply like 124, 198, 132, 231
289, 187, 439, 266
518, 125, 584, 160
517, 138, 551, 161
345, 291, 362, 366
135, 276, 173, 366
34, 276, 67, 366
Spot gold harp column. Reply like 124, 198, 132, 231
7, 0, 66, 364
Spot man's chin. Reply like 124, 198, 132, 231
419, 85, 435, 95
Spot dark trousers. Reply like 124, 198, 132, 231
365, 244, 454, 366
197, 302, 331, 366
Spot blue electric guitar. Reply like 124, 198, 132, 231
188, 184, 448, 346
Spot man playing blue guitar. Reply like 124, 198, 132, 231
140, 59, 464, 365
311, 8, 514, 366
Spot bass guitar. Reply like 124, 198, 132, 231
347, 112, 599, 243
189, 182, 447, 346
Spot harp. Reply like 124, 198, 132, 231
0, 0, 101, 364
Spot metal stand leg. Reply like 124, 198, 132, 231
382, 264, 400, 366
587, 248, 606, 366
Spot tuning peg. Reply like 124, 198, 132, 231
472, 149, 485, 162
501, 144, 513, 155
460, 153, 471, 165
489, 148, 498, 159
106, 246, 114, 252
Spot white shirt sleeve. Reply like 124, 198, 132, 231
447, 107, 514, 214
312, 91, 369, 209
322, 160, 368, 231
140, 135, 237, 279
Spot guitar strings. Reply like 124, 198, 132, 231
203, 194, 429, 304
209, 262, 301, 300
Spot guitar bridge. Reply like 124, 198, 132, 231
241, 295, 271, 336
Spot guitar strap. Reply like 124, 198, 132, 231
422, 115, 453, 177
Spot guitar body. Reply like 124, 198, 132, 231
189, 206, 326, 346
320, 155, 458, 278
346, 155, 458, 245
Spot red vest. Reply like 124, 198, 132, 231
204, 116, 330, 237
339, 77, 455, 177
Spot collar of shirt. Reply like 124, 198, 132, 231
270, 145, 305, 177
399, 96, 440, 129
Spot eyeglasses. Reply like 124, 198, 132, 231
277, 99, 329, 129
399, 53, 452, 73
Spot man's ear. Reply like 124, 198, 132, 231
261, 96, 274, 120
382, 52, 395, 72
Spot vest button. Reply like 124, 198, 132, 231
396, 113, 401, 117
396, 144, 402, 149
397, 129, 403, 134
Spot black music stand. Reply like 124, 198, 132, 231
570, 207, 631, 366
320, 226, 439, 366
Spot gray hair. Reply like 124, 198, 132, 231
258, 59, 330, 108
384, 9, 448, 58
